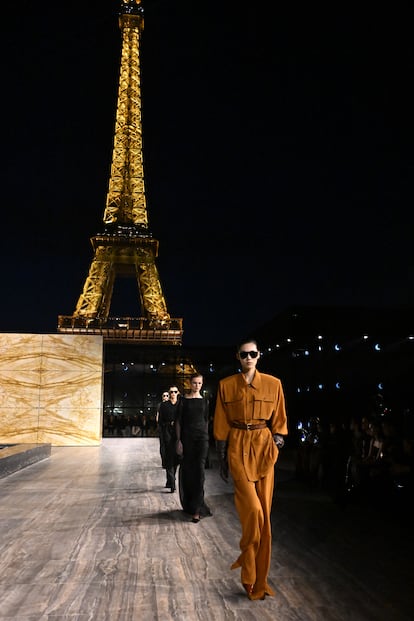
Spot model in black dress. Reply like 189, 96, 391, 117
176, 374, 212, 522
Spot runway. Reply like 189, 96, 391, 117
0, 438, 412, 620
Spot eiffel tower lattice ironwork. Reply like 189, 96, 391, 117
58, 0, 183, 345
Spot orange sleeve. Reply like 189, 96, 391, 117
213, 379, 231, 441
270, 379, 288, 436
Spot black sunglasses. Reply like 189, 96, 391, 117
239, 350, 259, 359
169, 390, 178, 393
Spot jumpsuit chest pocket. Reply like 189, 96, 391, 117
251, 395, 274, 419
224, 393, 274, 420
224, 396, 244, 419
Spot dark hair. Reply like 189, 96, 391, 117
236, 338, 259, 352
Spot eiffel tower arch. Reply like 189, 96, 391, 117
57, 1, 198, 435
58, 0, 183, 347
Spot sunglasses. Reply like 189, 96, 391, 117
169, 390, 178, 393
239, 350, 259, 359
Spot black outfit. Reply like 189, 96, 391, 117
158, 400, 180, 491
177, 397, 211, 516
156, 402, 167, 469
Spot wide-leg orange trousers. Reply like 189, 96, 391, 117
231, 467, 276, 600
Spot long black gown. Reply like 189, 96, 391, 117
177, 397, 211, 516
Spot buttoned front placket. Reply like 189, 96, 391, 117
244, 382, 255, 423
240, 380, 255, 479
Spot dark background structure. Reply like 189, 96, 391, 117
1, 1, 413, 347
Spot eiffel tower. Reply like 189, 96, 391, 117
58, 0, 183, 345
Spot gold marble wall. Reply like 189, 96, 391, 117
0, 334, 104, 446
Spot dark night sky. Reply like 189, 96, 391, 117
1, 1, 413, 346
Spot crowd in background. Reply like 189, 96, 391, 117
103, 412, 157, 437
294, 394, 414, 508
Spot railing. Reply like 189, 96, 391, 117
57, 316, 183, 344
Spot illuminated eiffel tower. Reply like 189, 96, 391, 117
58, 0, 183, 345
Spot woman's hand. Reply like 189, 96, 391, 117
176, 439, 183, 456
273, 434, 285, 449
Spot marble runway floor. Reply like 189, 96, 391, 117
0, 438, 412, 621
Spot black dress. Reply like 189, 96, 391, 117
158, 400, 179, 490
177, 397, 211, 516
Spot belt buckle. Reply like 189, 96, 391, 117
246, 423, 252, 430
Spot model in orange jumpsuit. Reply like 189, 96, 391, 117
213, 339, 288, 601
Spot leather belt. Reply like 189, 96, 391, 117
232, 421, 267, 431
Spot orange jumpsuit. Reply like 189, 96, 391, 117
213, 370, 288, 600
